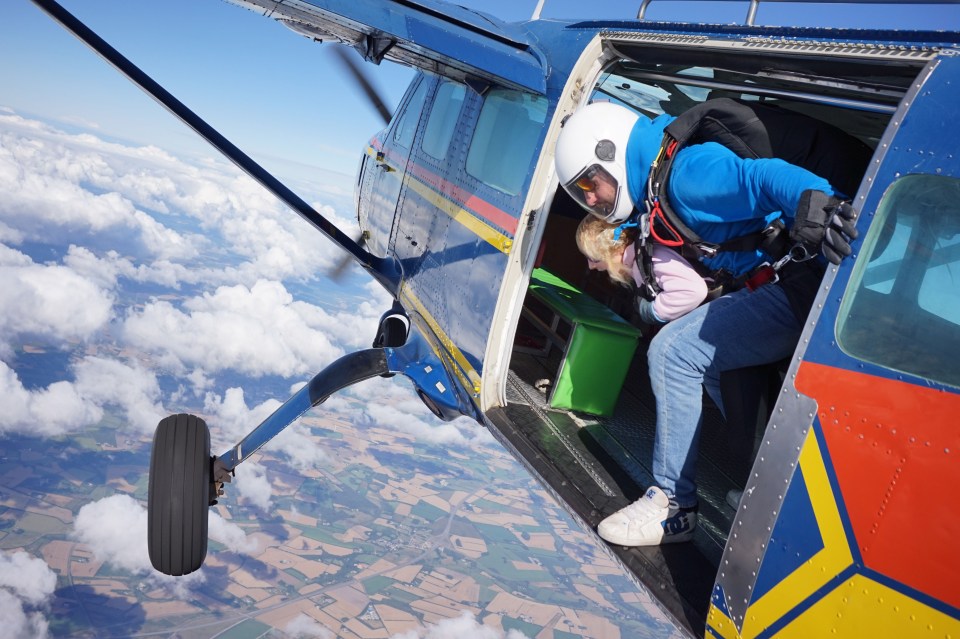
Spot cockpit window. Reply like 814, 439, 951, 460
466, 89, 548, 195
393, 77, 429, 149
422, 81, 466, 160
837, 175, 960, 388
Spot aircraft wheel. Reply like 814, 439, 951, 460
148, 413, 211, 576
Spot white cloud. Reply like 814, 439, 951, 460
208, 510, 259, 554
336, 376, 494, 448
0, 112, 361, 288
0, 114, 202, 259
122, 279, 385, 378
73, 494, 153, 575
0, 550, 57, 639
0, 590, 50, 639
272, 426, 332, 470
0, 356, 165, 437
0, 359, 103, 437
63, 244, 195, 290
390, 611, 530, 639
0, 244, 114, 358
234, 460, 273, 511
0, 550, 57, 607
72, 356, 166, 434
202, 386, 330, 471
203, 386, 280, 447
280, 614, 334, 639
73, 494, 256, 576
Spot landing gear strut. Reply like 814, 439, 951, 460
147, 349, 390, 576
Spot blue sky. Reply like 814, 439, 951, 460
5, 0, 958, 189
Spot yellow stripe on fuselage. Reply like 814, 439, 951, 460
706, 603, 741, 639
364, 143, 513, 253
399, 286, 482, 397
402, 174, 513, 254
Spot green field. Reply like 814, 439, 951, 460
216, 618, 272, 639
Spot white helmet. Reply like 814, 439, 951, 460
555, 101, 639, 224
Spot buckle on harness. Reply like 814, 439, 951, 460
695, 243, 720, 259
745, 263, 778, 291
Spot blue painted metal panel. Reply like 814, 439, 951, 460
394, 82, 538, 381
229, 0, 547, 92
799, 52, 960, 391
753, 468, 825, 602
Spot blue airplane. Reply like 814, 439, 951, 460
32, 0, 960, 636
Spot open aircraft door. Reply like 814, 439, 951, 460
225, 0, 546, 94
712, 51, 960, 638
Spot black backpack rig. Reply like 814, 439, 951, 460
632, 97, 872, 299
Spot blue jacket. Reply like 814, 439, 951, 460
625, 114, 835, 276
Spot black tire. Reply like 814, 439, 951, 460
148, 413, 211, 576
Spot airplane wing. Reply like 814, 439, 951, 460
224, 0, 547, 93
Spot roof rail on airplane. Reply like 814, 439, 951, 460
532, 0, 546, 20
636, 0, 960, 27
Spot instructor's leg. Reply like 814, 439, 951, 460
648, 284, 802, 506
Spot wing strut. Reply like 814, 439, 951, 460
30, 0, 401, 295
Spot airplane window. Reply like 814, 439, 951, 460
422, 81, 466, 160
466, 89, 548, 196
592, 71, 669, 117
837, 174, 960, 388
393, 78, 430, 149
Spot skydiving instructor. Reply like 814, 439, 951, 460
554, 100, 859, 546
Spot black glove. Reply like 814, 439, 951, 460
790, 190, 859, 265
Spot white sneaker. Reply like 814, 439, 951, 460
726, 488, 744, 510
597, 487, 697, 546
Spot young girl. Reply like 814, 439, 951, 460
575, 215, 708, 325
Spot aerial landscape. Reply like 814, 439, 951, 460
0, 101, 680, 637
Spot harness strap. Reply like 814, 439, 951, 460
645, 132, 790, 262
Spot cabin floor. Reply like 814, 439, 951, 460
499, 337, 750, 636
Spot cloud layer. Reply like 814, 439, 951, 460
0, 550, 57, 639
73, 494, 256, 576
0, 110, 492, 452
0, 110, 521, 638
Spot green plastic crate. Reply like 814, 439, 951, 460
527, 268, 641, 416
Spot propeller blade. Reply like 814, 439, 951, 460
330, 46, 392, 126
329, 231, 369, 281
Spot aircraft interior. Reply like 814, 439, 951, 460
492, 43, 924, 633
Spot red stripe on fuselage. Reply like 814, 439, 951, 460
367, 140, 518, 236
796, 361, 960, 610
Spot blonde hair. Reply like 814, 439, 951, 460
575, 215, 637, 286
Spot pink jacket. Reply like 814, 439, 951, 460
624, 243, 708, 322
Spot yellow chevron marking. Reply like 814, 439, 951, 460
706, 603, 741, 639
774, 574, 960, 638
741, 431, 853, 638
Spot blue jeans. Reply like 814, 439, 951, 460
647, 283, 802, 507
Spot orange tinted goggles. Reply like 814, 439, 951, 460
574, 176, 597, 192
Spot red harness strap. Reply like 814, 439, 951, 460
745, 264, 778, 291
649, 199, 685, 247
